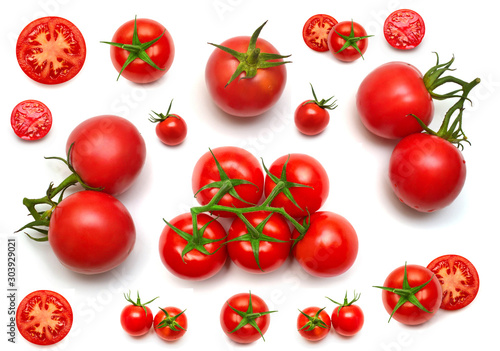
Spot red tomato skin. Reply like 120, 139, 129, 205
49, 191, 136, 274
192, 147, 264, 217
293, 211, 358, 278
297, 307, 331, 341
66, 115, 146, 196
121, 305, 153, 336
220, 293, 271, 344
384, 9, 425, 50
159, 213, 227, 281
302, 14, 338, 52
154, 307, 187, 341
227, 212, 291, 274
389, 133, 466, 212
205, 36, 287, 117
331, 305, 364, 336
382, 265, 442, 325
16, 290, 73, 346
264, 154, 329, 218
294, 101, 330, 135
110, 18, 174, 84
327, 21, 369, 62
11, 100, 52, 141
155, 115, 187, 146
356, 62, 434, 139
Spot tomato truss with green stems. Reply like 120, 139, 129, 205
302, 83, 338, 110
326, 291, 361, 316
124, 290, 159, 315
149, 99, 180, 123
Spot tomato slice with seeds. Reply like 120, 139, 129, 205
16, 17, 86, 84
11, 100, 52, 141
302, 14, 338, 52
383, 9, 425, 50
427, 254, 480, 311
16, 290, 73, 345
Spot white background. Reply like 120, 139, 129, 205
1, 0, 499, 350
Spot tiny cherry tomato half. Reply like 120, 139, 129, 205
16, 16, 86, 84
427, 254, 480, 310
294, 84, 337, 136
297, 307, 331, 341
149, 100, 187, 146
11, 100, 52, 141
120, 291, 159, 337
327, 20, 372, 62
302, 14, 338, 52
384, 9, 425, 50
154, 307, 187, 341
327, 292, 364, 336
16, 290, 73, 346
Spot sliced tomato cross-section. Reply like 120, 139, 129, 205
11, 100, 52, 140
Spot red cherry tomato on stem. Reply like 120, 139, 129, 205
120, 291, 159, 336
154, 307, 187, 341
384, 9, 425, 50
297, 306, 331, 341
11, 100, 52, 141
327, 292, 364, 336
327, 20, 371, 62
294, 84, 337, 136
302, 14, 338, 52
149, 100, 187, 146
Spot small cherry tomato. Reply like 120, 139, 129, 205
149, 100, 187, 146
297, 307, 331, 341
120, 291, 158, 336
294, 84, 337, 135
302, 14, 338, 52
384, 9, 425, 50
154, 307, 187, 341
11, 100, 52, 141
327, 20, 371, 62
327, 292, 364, 336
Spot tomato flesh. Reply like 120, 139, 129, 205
384, 9, 425, 50
11, 100, 52, 140
302, 14, 338, 52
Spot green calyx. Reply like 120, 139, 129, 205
298, 307, 329, 331
373, 263, 434, 323
334, 20, 373, 60
149, 99, 180, 123
155, 308, 187, 331
326, 291, 361, 317
302, 83, 338, 110
101, 16, 166, 81
208, 21, 291, 87
124, 291, 159, 316
226, 291, 277, 341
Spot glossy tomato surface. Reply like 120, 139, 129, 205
331, 304, 364, 336
66, 115, 146, 196
356, 62, 433, 139
205, 36, 287, 117
155, 115, 187, 146
327, 21, 369, 62
154, 307, 187, 341
384, 9, 425, 50
121, 304, 153, 337
294, 100, 330, 135
11, 100, 52, 141
389, 133, 466, 212
297, 307, 331, 341
16, 16, 86, 84
302, 14, 338, 52
109, 18, 174, 83
16, 290, 73, 345
49, 191, 136, 274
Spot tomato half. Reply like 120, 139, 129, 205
302, 14, 338, 52
384, 9, 425, 50
49, 191, 136, 274
356, 62, 434, 139
327, 21, 370, 62
16, 17, 86, 84
427, 254, 480, 310
16, 290, 73, 345
297, 307, 331, 341
154, 307, 187, 341
11, 100, 52, 141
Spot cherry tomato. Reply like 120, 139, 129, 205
389, 133, 466, 212
293, 211, 358, 278
16, 17, 86, 84
327, 292, 364, 336
16, 290, 73, 345
264, 154, 329, 218
377, 264, 442, 325
294, 84, 337, 136
11, 100, 52, 141
227, 211, 291, 274
159, 213, 227, 281
154, 307, 187, 341
302, 14, 338, 52
149, 100, 187, 146
66, 115, 146, 196
106, 18, 174, 83
192, 147, 264, 217
356, 61, 434, 139
220, 292, 274, 344
120, 291, 158, 337
327, 20, 370, 62
297, 307, 331, 341
427, 254, 480, 310
49, 191, 136, 274
384, 9, 425, 50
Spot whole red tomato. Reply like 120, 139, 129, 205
294, 84, 337, 136
159, 213, 227, 281
264, 154, 329, 218
49, 191, 136, 274
205, 22, 289, 117
227, 211, 291, 274
297, 307, 331, 341
293, 211, 358, 278
327, 292, 364, 336
220, 292, 275, 344
389, 133, 466, 212
356, 62, 434, 139
376, 264, 442, 325
149, 100, 187, 146
120, 291, 158, 337
192, 147, 264, 217
66, 115, 146, 196
327, 20, 371, 62
104, 17, 174, 83
154, 307, 187, 341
